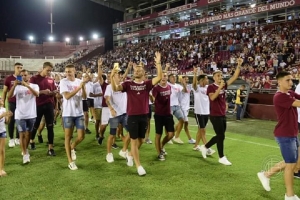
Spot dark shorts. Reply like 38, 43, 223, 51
195, 114, 209, 129
127, 115, 148, 139
154, 114, 175, 135
148, 105, 152, 119
87, 98, 94, 108
82, 100, 89, 112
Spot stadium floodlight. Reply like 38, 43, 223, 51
29, 36, 34, 41
92, 34, 98, 39
49, 36, 54, 41
79, 36, 84, 41
65, 37, 70, 42
250, 4, 256, 8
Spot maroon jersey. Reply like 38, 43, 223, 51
152, 84, 171, 116
30, 74, 56, 106
273, 91, 300, 137
4, 75, 17, 103
207, 83, 227, 116
121, 80, 153, 115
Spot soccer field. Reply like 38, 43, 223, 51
0, 115, 293, 200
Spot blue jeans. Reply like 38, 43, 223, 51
276, 137, 299, 163
16, 118, 36, 133
236, 104, 243, 120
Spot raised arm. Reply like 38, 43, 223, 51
121, 61, 133, 82
97, 58, 104, 85
227, 57, 243, 86
192, 67, 198, 91
152, 51, 162, 85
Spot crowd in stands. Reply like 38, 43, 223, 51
55, 20, 300, 90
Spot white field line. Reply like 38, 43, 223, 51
149, 121, 279, 149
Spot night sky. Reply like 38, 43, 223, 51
0, 0, 124, 50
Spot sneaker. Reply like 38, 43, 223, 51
98, 137, 104, 145
167, 140, 173, 144
47, 149, 56, 156
284, 194, 300, 200
193, 145, 201, 151
54, 120, 56, 125
294, 171, 300, 179
68, 162, 78, 170
23, 154, 30, 164
71, 149, 76, 161
257, 172, 271, 191
8, 139, 15, 148
219, 156, 232, 166
119, 149, 128, 159
85, 128, 91, 134
188, 139, 196, 144
38, 135, 43, 143
145, 139, 152, 144
15, 138, 20, 146
158, 153, 165, 161
173, 137, 184, 144
137, 166, 146, 176
199, 145, 208, 159
207, 148, 216, 156
106, 153, 114, 163
112, 143, 119, 149
126, 154, 134, 167
30, 142, 36, 150
161, 148, 168, 156
21, 149, 29, 156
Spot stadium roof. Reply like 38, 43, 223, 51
90, 0, 151, 12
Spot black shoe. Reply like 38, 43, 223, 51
294, 171, 300, 178
54, 120, 56, 125
30, 142, 36, 150
98, 137, 104, 145
85, 128, 91, 134
47, 149, 56, 156
38, 135, 43, 143
112, 143, 118, 149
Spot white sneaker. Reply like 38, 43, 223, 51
15, 138, 20, 146
199, 145, 207, 159
219, 156, 232, 166
284, 194, 300, 200
167, 140, 173, 144
106, 153, 114, 163
68, 162, 78, 170
23, 154, 30, 164
207, 148, 216, 156
8, 139, 15, 148
161, 148, 167, 156
71, 149, 76, 161
193, 145, 201, 151
119, 149, 128, 159
145, 139, 152, 144
137, 166, 146, 176
126, 154, 134, 167
188, 139, 196, 144
173, 137, 184, 144
257, 172, 271, 192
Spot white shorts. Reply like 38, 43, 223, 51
101, 107, 110, 125
181, 109, 189, 122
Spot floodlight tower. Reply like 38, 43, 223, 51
48, 0, 55, 34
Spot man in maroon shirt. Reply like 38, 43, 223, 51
30, 62, 57, 156
200, 58, 243, 166
152, 71, 174, 161
111, 52, 162, 176
2, 63, 23, 147
257, 71, 300, 200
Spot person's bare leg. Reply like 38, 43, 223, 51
193, 128, 201, 148
71, 129, 85, 150
264, 161, 286, 178
84, 112, 89, 130
175, 119, 184, 138
285, 163, 297, 197
64, 128, 73, 163
0, 138, 6, 176
155, 134, 162, 155
130, 139, 141, 168
121, 133, 130, 152
162, 132, 174, 148
19, 132, 26, 155
184, 121, 192, 140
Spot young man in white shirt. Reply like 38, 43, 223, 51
60, 64, 87, 170
7, 69, 39, 164
191, 68, 215, 156
104, 71, 127, 163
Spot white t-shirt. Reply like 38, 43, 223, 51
179, 84, 192, 110
104, 84, 127, 118
192, 85, 210, 115
14, 84, 39, 120
60, 78, 84, 117
0, 107, 6, 133
86, 81, 94, 99
92, 82, 103, 109
295, 84, 300, 123
168, 82, 183, 106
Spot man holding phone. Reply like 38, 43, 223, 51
29, 62, 57, 156
2, 63, 23, 148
